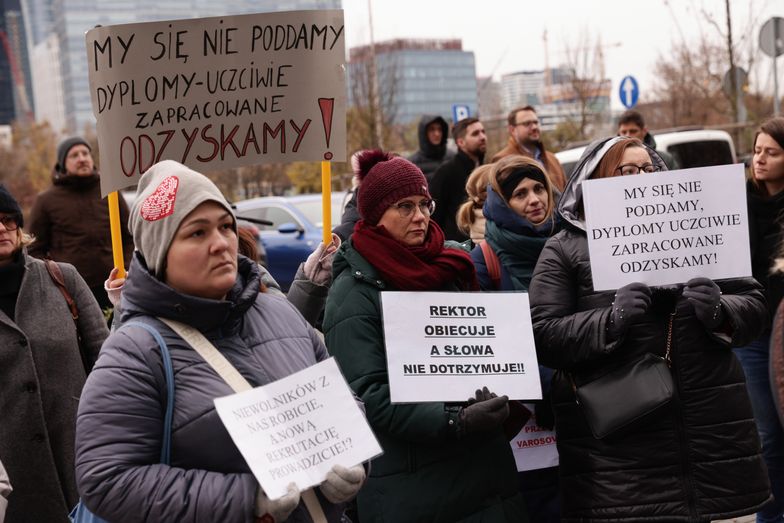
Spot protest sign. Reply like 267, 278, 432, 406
213, 357, 381, 500
85, 10, 346, 196
380, 291, 542, 403
583, 164, 751, 291
510, 404, 559, 472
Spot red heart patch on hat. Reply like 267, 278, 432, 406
140, 176, 179, 221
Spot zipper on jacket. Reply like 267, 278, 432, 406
667, 311, 699, 521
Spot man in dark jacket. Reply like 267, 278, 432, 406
28, 137, 134, 310
617, 110, 680, 170
408, 115, 455, 182
430, 117, 486, 242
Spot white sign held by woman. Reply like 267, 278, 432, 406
583, 164, 751, 291
214, 357, 381, 500
381, 291, 542, 403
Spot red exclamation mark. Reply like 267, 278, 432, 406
318, 97, 334, 160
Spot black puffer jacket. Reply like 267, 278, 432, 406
529, 137, 771, 522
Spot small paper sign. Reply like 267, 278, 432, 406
583, 164, 751, 291
510, 404, 559, 472
380, 291, 542, 403
213, 358, 382, 499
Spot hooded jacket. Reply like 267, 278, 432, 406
27, 172, 133, 288
528, 136, 770, 522
643, 132, 680, 170
323, 240, 526, 523
74, 253, 345, 523
430, 149, 479, 242
408, 115, 454, 181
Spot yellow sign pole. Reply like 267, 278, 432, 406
321, 160, 332, 245
107, 191, 126, 279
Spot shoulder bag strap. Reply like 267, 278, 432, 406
158, 317, 327, 523
123, 321, 175, 464
479, 240, 501, 290
44, 259, 95, 373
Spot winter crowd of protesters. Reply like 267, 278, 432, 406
0, 115, 782, 523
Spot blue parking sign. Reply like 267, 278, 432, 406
452, 104, 470, 123
619, 76, 639, 108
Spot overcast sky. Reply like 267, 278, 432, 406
342, 0, 783, 109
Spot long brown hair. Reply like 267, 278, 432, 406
592, 138, 646, 179
751, 116, 784, 194
490, 155, 556, 223
457, 164, 493, 235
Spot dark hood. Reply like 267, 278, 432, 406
643, 132, 657, 149
417, 115, 448, 159
558, 136, 667, 232
120, 251, 261, 335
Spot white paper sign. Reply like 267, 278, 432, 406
213, 358, 382, 500
583, 164, 751, 291
85, 10, 347, 196
380, 291, 542, 403
510, 403, 559, 472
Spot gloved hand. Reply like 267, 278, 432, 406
458, 387, 509, 436
319, 464, 366, 503
683, 277, 723, 329
303, 234, 341, 286
608, 282, 652, 337
255, 483, 299, 522
103, 267, 126, 307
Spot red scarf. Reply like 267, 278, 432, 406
352, 220, 479, 291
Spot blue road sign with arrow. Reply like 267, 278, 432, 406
619, 76, 639, 109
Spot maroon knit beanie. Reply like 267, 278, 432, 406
356, 150, 431, 225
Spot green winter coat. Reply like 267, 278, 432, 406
323, 240, 526, 523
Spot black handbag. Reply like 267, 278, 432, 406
570, 312, 676, 439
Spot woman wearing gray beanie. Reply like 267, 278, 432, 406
74, 160, 365, 522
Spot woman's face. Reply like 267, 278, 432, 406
508, 178, 549, 224
617, 146, 653, 175
753, 133, 784, 188
377, 195, 432, 247
0, 214, 20, 266
164, 201, 238, 300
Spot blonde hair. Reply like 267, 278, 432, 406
489, 155, 556, 224
457, 164, 494, 235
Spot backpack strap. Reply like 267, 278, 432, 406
122, 321, 175, 464
479, 240, 501, 290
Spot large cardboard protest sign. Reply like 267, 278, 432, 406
213, 358, 381, 500
381, 292, 542, 403
85, 10, 346, 196
583, 164, 751, 291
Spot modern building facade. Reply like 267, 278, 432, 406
24, 0, 341, 132
1, 0, 34, 124
349, 38, 478, 125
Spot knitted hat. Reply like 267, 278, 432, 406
0, 184, 22, 227
129, 160, 235, 277
356, 150, 430, 225
55, 136, 91, 174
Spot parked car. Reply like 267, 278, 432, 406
234, 192, 347, 291
555, 129, 738, 179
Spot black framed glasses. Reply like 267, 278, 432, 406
393, 199, 436, 218
0, 214, 19, 231
615, 163, 662, 176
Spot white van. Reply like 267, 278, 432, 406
555, 129, 737, 179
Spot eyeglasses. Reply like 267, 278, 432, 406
614, 163, 662, 176
393, 199, 436, 218
514, 119, 539, 128
0, 215, 19, 231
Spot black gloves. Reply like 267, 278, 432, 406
608, 282, 652, 337
683, 277, 723, 329
458, 387, 509, 436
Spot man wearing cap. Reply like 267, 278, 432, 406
28, 136, 133, 310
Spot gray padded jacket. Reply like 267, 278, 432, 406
75, 252, 344, 522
